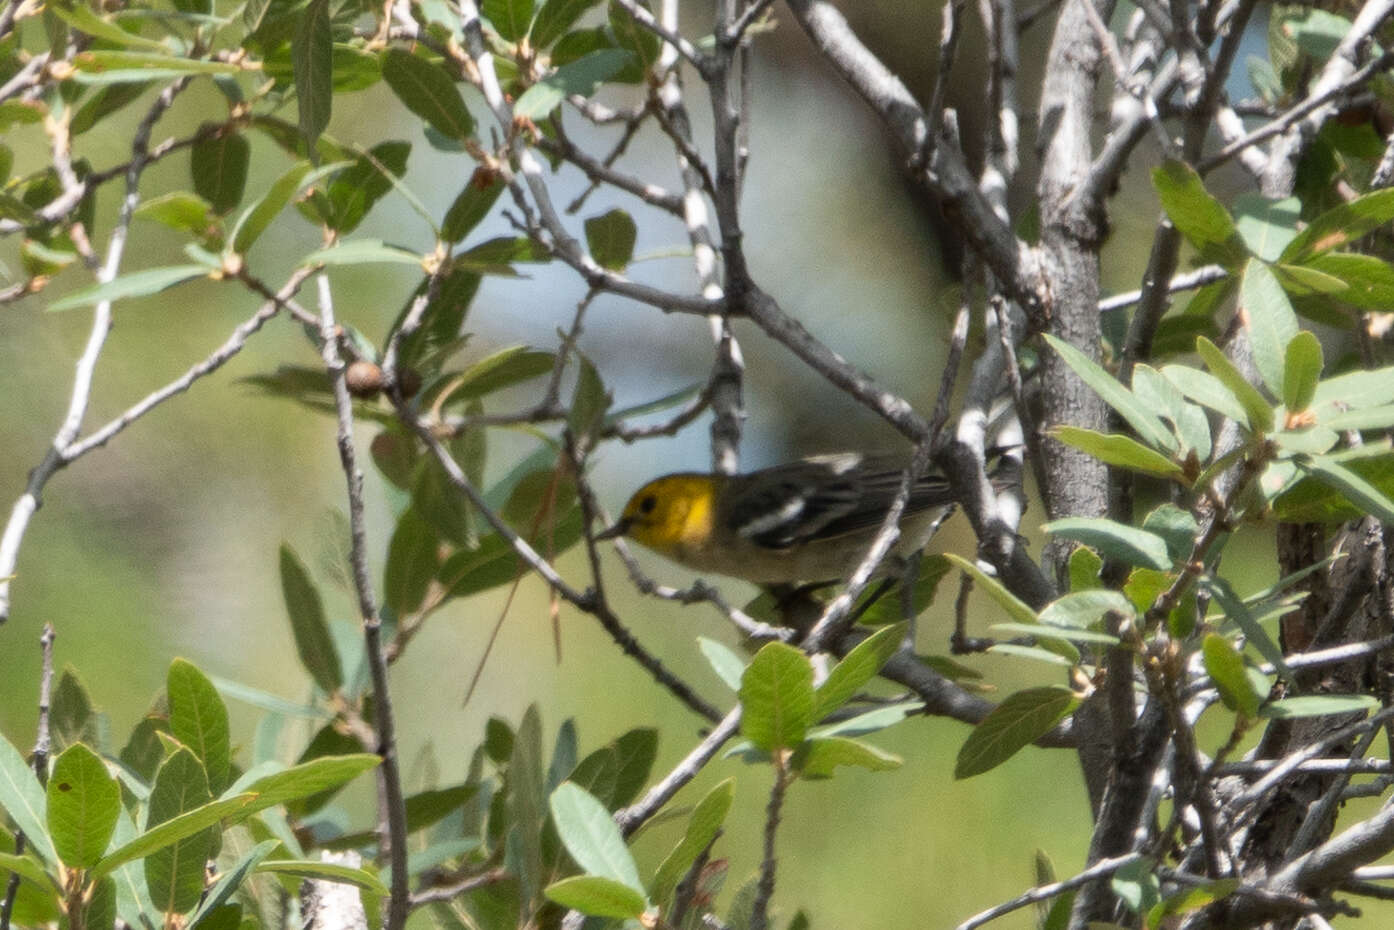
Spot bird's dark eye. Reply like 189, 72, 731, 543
639, 494, 657, 514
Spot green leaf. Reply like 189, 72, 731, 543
190, 132, 250, 214
989, 623, 1121, 645
1282, 331, 1323, 413
304, 238, 422, 266
484, 0, 535, 40
1038, 589, 1134, 628
1068, 545, 1103, 592
549, 782, 642, 890
293, 0, 332, 147
441, 168, 505, 243
543, 874, 647, 919
1232, 195, 1299, 262
381, 48, 475, 141
793, 736, 902, 778
1282, 187, 1394, 260
1300, 455, 1394, 524
256, 859, 389, 894
532, 0, 602, 47
1260, 695, 1380, 719
1273, 262, 1349, 297
854, 554, 951, 626
607, 0, 659, 76
325, 140, 411, 235
813, 623, 906, 720
1240, 260, 1299, 397
698, 637, 747, 691
385, 506, 440, 614
279, 544, 343, 694
513, 49, 633, 120
1203, 576, 1292, 680
509, 706, 545, 903
1160, 363, 1247, 426
167, 660, 231, 794
582, 206, 637, 270
50, 670, 98, 752
1151, 160, 1246, 268
609, 728, 657, 808
1112, 858, 1161, 915
136, 191, 219, 239
1050, 426, 1182, 479
143, 748, 215, 914
1195, 337, 1274, 433
72, 50, 242, 77
90, 795, 249, 879
1202, 633, 1261, 718
1323, 405, 1394, 431
237, 753, 379, 809
943, 553, 1038, 625
1272, 449, 1394, 523
48, 265, 209, 312
85, 875, 117, 930
1147, 879, 1241, 927
187, 839, 277, 928
0, 852, 54, 892
1311, 366, 1394, 412
1041, 334, 1175, 452
48, 2, 170, 50
441, 346, 556, 402
231, 160, 312, 254
568, 354, 611, 440
1043, 517, 1172, 571
1141, 503, 1198, 564
45, 744, 119, 868
955, 686, 1078, 779
739, 642, 816, 752
1303, 252, 1394, 309
651, 778, 734, 906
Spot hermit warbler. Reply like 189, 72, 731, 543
598, 453, 957, 584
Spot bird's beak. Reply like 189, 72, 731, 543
594, 517, 631, 541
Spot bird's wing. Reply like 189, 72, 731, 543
724, 455, 954, 550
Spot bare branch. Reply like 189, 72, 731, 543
317, 276, 411, 930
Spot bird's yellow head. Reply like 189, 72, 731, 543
601, 474, 717, 557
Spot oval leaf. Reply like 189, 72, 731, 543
739, 642, 816, 752
1282, 331, 1323, 413
1202, 633, 1261, 718
1043, 517, 1172, 571
46, 743, 119, 868
548, 782, 643, 892
168, 659, 232, 794
48, 265, 209, 312
381, 48, 475, 141
955, 686, 1078, 779
544, 874, 647, 919
279, 544, 343, 694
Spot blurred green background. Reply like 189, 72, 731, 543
3, 3, 1389, 928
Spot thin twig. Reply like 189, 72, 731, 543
317, 276, 410, 930
0, 79, 188, 622
953, 853, 1143, 930
616, 708, 742, 836
408, 868, 509, 908
61, 267, 315, 461
748, 763, 790, 930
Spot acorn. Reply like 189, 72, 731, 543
345, 360, 385, 398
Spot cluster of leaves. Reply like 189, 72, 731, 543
0, 660, 379, 929
939, 159, 1394, 923
3, 0, 651, 305
544, 625, 914, 928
